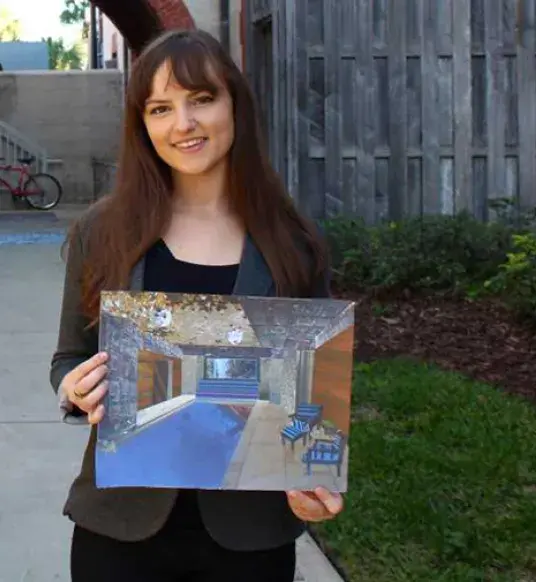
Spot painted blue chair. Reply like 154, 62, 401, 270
292, 403, 323, 428
302, 432, 346, 477
280, 418, 311, 450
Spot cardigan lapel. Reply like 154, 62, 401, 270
232, 234, 274, 297
128, 234, 274, 297
129, 256, 145, 291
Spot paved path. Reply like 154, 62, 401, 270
0, 208, 344, 582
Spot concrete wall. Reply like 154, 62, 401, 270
0, 70, 123, 204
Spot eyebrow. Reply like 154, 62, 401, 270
145, 98, 169, 107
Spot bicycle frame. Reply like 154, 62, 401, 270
0, 164, 41, 197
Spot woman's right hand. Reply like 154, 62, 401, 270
61, 352, 109, 425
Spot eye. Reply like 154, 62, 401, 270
192, 93, 214, 106
148, 105, 170, 116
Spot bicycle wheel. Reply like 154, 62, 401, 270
23, 173, 63, 210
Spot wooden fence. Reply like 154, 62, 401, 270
244, 0, 536, 223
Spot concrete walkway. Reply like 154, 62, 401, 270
0, 207, 344, 582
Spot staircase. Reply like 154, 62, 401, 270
0, 120, 48, 173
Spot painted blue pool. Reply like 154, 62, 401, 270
0, 231, 66, 245
96, 401, 251, 489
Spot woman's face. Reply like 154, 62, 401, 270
143, 60, 235, 178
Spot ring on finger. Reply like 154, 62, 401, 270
73, 388, 85, 399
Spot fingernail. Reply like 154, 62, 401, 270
288, 490, 297, 498
325, 501, 336, 513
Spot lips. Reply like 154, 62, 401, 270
173, 137, 208, 152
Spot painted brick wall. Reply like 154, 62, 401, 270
310, 326, 354, 436
148, 0, 196, 29
137, 350, 182, 410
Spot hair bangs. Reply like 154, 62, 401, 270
167, 39, 224, 96
128, 32, 225, 114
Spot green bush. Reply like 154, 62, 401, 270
323, 213, 513, 296
485, 233, 536, 326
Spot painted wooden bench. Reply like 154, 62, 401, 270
196, 379, 259, 401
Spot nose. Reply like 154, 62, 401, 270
172, 102, 196, 133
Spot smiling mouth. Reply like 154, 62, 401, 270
173, 137, 208, 152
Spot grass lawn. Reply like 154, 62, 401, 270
313, 358, 536, 582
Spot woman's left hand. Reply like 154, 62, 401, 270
286, 487, 344, 522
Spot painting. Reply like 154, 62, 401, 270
96, 291, 355, 492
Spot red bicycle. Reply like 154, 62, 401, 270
0, 155, 63, 210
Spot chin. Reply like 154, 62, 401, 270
169, 154, 227, 177
172, 162, 214, 175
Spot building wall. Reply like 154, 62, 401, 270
0, 42, 49, 71
0, 70, 123, 204
101, 15, 127, 70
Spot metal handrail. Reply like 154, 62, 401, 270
0, 120, 48, 172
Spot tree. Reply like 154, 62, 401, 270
44, 36, 85, 70
0, 7, 22, 41
60, 0, 89, 25
60, 0, 90, 39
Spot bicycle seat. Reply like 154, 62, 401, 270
18, 155, 35, 165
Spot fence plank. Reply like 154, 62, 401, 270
284, 1, 299, 205
421, 0, 441, 214
452, 0, 473, 213
323, 0, 343, 218
354, 0, 376, 223
387, 0, 408, 219
485, 0, 506, 216
517, 0, 536, 211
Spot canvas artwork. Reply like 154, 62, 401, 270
96, 291, 355, 492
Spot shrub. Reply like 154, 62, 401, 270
323, 213, 513, 296
485, 233, 536, 326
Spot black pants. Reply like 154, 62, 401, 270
70, 515, 296, 582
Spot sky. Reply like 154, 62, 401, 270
2, 0, 81, 44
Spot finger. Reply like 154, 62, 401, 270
69, 352, 108, 384
314, 487, 344, 515
87, 403, 105, 425
77, 381, 108, 413
72, 364, 108, 400
287, 490, 328, 520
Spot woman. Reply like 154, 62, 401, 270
50, 29, 343, 582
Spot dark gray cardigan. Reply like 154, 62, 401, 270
49, 208, 331, 550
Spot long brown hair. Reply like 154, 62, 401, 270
73, 29, 328, 323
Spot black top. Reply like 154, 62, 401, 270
143, 238, 239, 530
144, 238, 239, 295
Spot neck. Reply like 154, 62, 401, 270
172, 162, 230, 216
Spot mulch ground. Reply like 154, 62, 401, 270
335, 291, 536, 403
